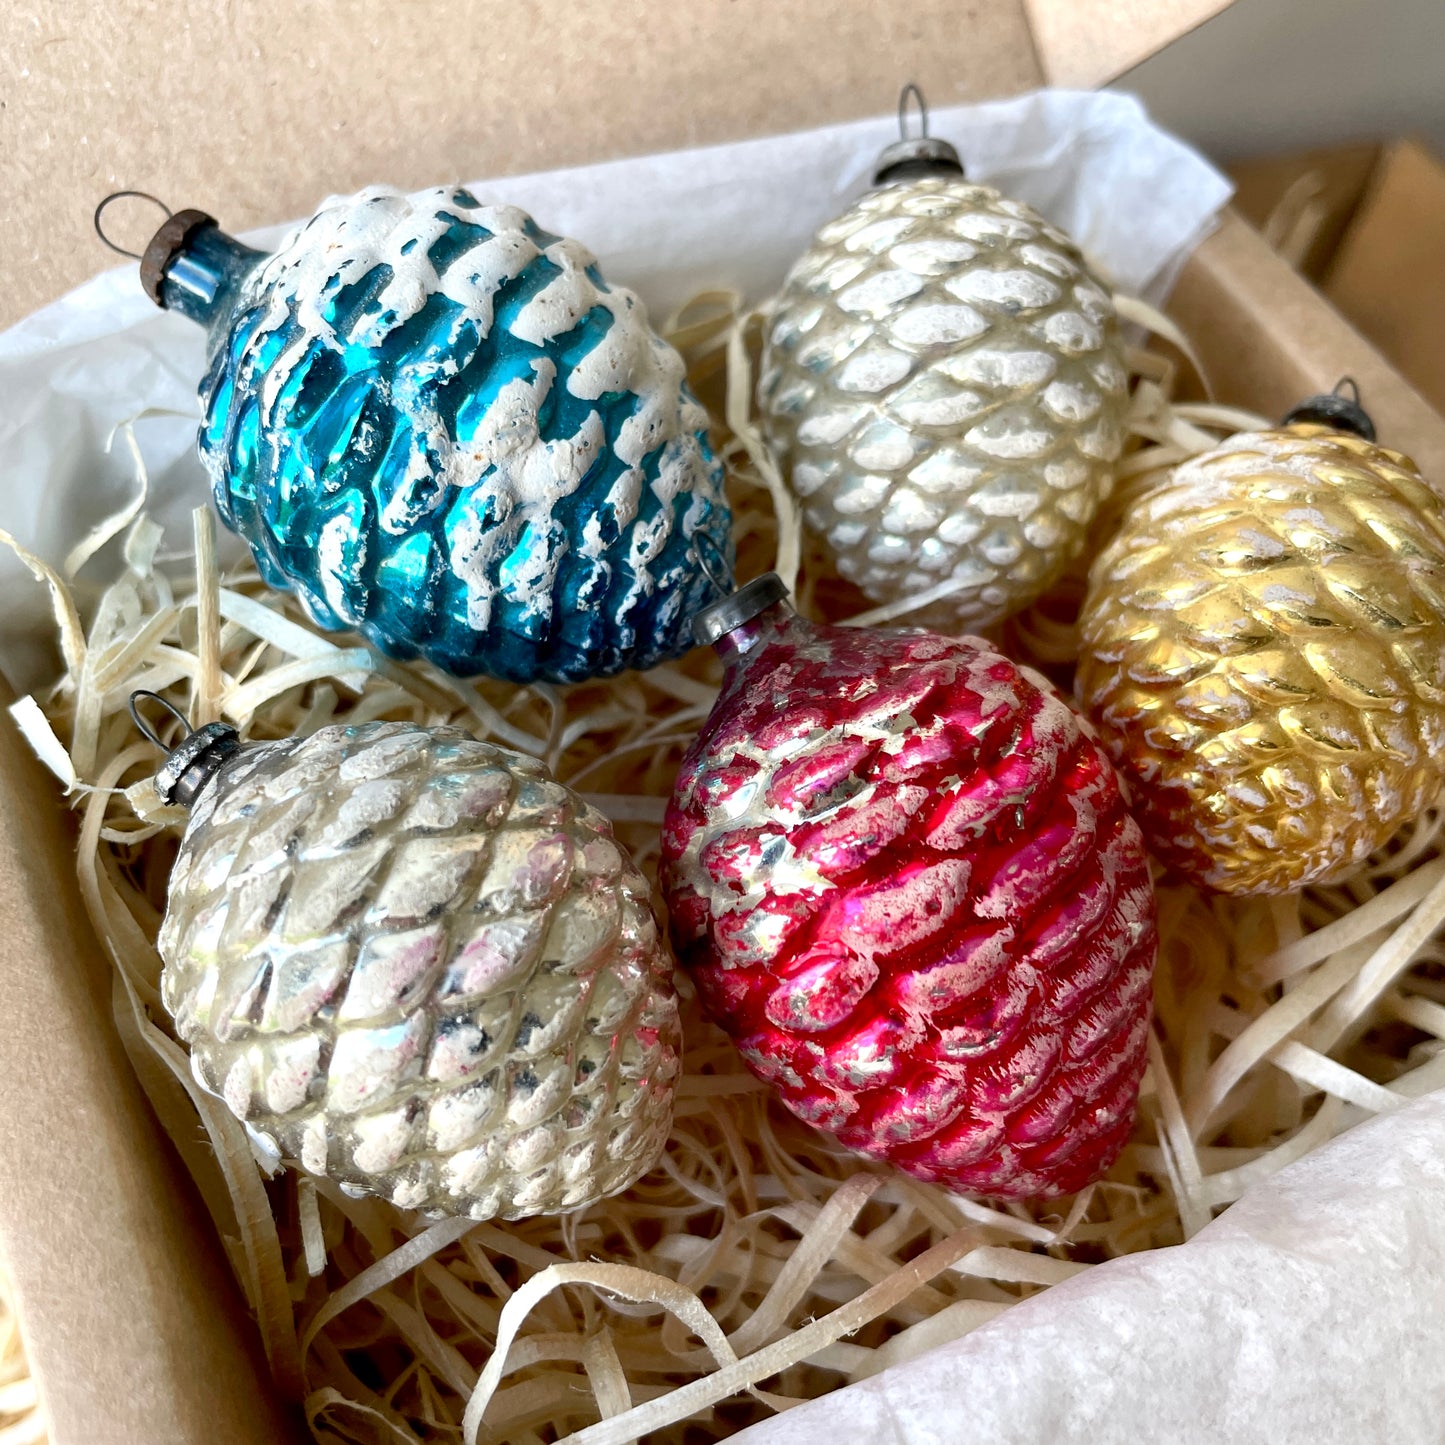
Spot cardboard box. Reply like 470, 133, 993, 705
1231, 138, 1445, 421
1171, 208, 1445, 482
1229, 141, 1384, 280
4, 3, 1445, 1442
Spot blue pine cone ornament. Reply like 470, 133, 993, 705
139, 185, 732, 682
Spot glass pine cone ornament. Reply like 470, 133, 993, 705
758, 90, 1127, 632
660, 577, 1158, 1199
129, 186, 732, 682
1076, 388, 1445, 895
138, 702, 681, 1219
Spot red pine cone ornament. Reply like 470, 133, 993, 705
661, 576, 1159, 1199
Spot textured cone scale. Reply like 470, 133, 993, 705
1077, 425, 1445, 895
760, 176, 1127, 632
193, 186, 731, 683
158, 721, 681, 1220
661, 603, 1157, 1200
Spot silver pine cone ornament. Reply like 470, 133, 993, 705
760, 89, 1128, 631
138, 700, 681, 1220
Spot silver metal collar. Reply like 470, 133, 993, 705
692, 573, 790, 647
155, 721, 241, 807
873, 136, 965, 185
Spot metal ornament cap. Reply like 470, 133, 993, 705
875, 81, 965, 185
1280, 378, 1377, 442
873, 136, 964, 185
155, 721, 241, 807
139, 208, 218, 306
129, 690, 241, 808
692, 573, 790, 646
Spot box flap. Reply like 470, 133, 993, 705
0, 696, 305, 1445
1023, 0, 1237, 88
1, 0, 1233, 329
1322, 140, 1445, 417
1171, 210, 1445, 481
1228, 142, 1384, 280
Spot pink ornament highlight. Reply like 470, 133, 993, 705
661, 581, 1158, 1200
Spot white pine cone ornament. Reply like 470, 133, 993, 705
760, 93, 1128, 631
139, 702, 681, 1219
1077, 388, 1445, 895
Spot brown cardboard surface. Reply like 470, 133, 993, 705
1229, 142, 1382, 281
1170, 209, 1445, 481
0, 0, 1241, 332
0, 686, 304, 1444
1023, 0, 1233, 88
1, 0, 1044, 331
1322, 140, 1445, 417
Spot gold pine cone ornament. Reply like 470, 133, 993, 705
140, 702, 681, 1219
1077, 388, 1445, 895
760, 88, 1129, 631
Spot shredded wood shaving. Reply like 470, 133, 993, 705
0, 1271, 44, 1445
7, 289, 1445, 1445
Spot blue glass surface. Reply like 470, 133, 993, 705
178, 194, 732, 683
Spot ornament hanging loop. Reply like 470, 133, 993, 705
94, 191, 173, 260
875, 83, 963, 185
130, 690, 241, 808
690, 532, 731, 597
128, 689, 190, 749
898, 82, 930, 140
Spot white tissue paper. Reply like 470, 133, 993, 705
0, 88, 1227, 691
736, 1089, 1445, 1445
6, 87, 1436, 1443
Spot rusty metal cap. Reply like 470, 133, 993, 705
139, 208, 218, 307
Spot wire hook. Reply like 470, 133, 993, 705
129, 690, 191, 750
898, 82, 929, 141
94, 190, 172, 260
1333, 376, 1363, 404
690, 532, 732, 596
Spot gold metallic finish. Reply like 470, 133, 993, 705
158, 722, 681, 1219
1077, 425, 1445, 895
760, 176, 1128, 630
